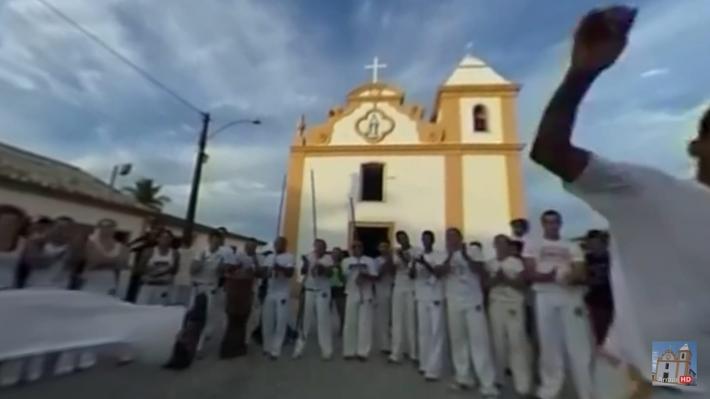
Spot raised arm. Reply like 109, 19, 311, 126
530, 6, 637, 182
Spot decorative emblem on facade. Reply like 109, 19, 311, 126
355, 108, 396, 144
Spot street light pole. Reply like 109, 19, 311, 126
182, 115, 261, 244
183, 112, 211, 244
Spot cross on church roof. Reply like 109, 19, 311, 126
365, 56, 387, 83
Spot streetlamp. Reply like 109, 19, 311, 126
182, 114, 261, 243
109, 163, 132, 188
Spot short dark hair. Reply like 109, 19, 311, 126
470, 241, 482, 248
209, 230, 223, 239
541, 209, 562, 220
421, 230, 434, 239
395, 230, 408, 239
510, 218, 529, 229
701, 106, 710, 138
446, 227, 462, 238
586, 229, 604, 240
35, 216, 53, 225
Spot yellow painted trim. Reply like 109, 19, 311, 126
500, 95, 527, 219
431, 83, 520, 122
282, 152, 305, 253
445, 154, 464, 232
292, 143, 523, 156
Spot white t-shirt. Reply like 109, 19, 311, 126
302, 252, 334, 291
343, 255, 377, 301
263, 252, 295, 298
565, 153, 710, 392
444, 246, 485, 305
374, 256, 394, 299
523, 237, 584, 295
393, 246, 420, 293
414, 249, 446, 301
486, 256, 526, 304
192, 246, 230, 285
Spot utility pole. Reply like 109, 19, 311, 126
183, 112, 211, 244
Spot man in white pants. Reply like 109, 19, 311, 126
412, 230, 447, 381
293, 239, 334, 360
531, 5, 708, 398
523, 210, 593, 399
389, 230, 419, 364
374, 241, 395, 355
190, 230, 230, 353
444, 227, 499, 398
486, 234, 531, 396
342, 240, 377, 361
260, 237, 295, 360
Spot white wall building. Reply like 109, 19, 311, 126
0, 141, 263, 249
281, 54, 526, 258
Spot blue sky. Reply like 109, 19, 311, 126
0, 0, 708, 240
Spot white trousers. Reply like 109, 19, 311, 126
342, 295, 373, 358
245, 290, 261, 345
489, 299, 532, 395
390, 289, 416, 361
294, 289, 332, 358
447, 299, 498, 396
535, 292, 594, 399
374, 294, 392, 353
416, 299, 446, 379
191, 284, 225, 352
261, 295, 290, 358
137, 284, 173, 306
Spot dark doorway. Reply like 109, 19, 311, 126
354, 226, 389, 257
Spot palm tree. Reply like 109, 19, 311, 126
123, 178, 171, 209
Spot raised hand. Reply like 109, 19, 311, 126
572, 6, 637, 74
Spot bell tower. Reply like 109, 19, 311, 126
433, 54, 526, 240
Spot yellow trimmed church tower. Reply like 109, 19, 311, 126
281, 54, 525, 256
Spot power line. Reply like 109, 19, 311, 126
34, 0, 205, 116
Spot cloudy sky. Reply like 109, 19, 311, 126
0, 0, 708, 240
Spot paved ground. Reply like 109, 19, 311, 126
3, 340, 567, 399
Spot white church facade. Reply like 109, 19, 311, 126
281, 55, 525, 256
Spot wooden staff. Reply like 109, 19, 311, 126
275, 173, 286, 237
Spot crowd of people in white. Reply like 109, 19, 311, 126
1, 4, 708, 399
0, 202, 613, 399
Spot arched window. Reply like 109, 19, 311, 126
473, 105, 488, 132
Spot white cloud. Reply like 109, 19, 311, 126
640, 68, 669, 78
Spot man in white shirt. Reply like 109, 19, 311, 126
374, 240, 395, 354
389, 230, 419, 364
413, 230, 447, 381
293, 239, 335, 360
259, 236, 295, 360
530, 5, 708, 398
523, 210, 592, 399
342, 240, 378, 361
487, 234, 531, 396
444, 227, 499, 397
190, 230, 230, 352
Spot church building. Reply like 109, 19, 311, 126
281, 54, 525, 257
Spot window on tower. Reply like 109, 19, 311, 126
473, 104, 489, 132
360, 162, 384, 202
